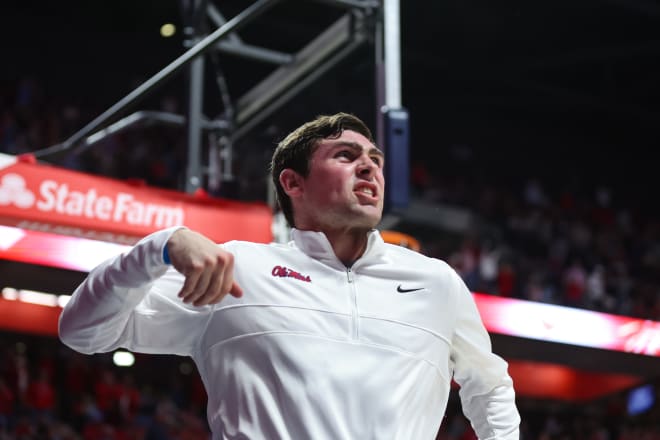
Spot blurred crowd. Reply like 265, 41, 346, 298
1, 77, 660, 438
0, 333, 210, 440
410, 160, 660, 321
2, 77, 658, 321
440, 383, 660, 440
0, 78, 187, 191
0, 332, 658, 440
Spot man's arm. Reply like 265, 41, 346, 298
449, 270, 521, 439
59, 227, 241, 356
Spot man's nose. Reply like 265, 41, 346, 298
357, 157, 376, 178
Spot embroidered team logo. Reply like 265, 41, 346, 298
272, 265, 312, 283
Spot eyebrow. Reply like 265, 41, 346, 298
326, 140, 385, 159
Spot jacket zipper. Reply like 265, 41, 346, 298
346, 267, 359, 339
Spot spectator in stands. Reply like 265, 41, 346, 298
0, 378, 15, 434
26, 367, 56, 423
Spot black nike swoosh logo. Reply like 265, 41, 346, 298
396, 284, 425, 293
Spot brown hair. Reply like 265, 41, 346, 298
270, 113, 374, 227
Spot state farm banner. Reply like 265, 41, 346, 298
0, 153, 272, 244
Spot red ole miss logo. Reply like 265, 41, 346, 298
272, 265, 312, 283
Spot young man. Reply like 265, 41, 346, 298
59, 113, 520, 439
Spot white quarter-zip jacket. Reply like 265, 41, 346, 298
59, 227, 520, 439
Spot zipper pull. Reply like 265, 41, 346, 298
346, 267, 354, 283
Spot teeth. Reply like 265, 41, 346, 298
360, 188, 374, 196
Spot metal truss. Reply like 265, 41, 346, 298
36, 0, 402, 198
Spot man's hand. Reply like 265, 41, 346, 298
167, 229, 243, 306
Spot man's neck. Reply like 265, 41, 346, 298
322, 227, 371, 267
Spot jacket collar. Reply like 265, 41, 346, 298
290, 228, 387, 269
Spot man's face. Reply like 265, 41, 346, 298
291, 129, 385, 232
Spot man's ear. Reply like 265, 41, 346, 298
279, 169, 304, 198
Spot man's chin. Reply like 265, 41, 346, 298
356, 208, 383, 229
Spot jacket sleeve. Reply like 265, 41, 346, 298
58, 227, 212, 357
448, 269, 521, 440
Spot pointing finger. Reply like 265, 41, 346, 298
178, 270, 201, 300
187, 268, 213, 305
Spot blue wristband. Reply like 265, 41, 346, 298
163, 244, 171, 265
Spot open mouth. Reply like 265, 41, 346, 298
354, 184, 379, 203
357, 187, 375, 197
